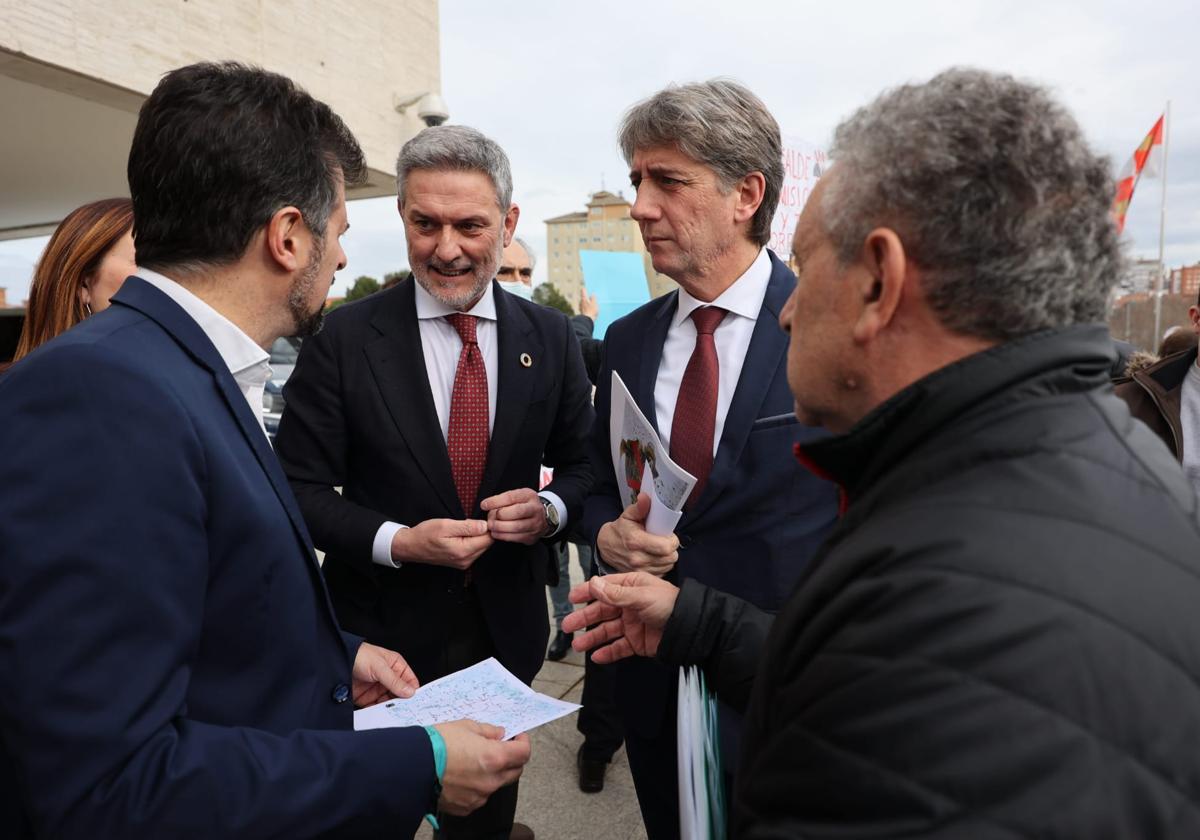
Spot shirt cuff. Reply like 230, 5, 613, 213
537, 490, 567, 537
372, 521, 407, 568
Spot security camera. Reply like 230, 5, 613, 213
394, 91, 451, 128
418, 93, 450, 127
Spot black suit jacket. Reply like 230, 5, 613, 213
276, 279, 594, 685
582, 252, 839, 740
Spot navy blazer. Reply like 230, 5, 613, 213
0, 278, 433, 838
275, 279, 595, 686
581, 252, 838, 738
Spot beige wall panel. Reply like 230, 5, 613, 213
0, 0, 440, 178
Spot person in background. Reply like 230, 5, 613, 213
1116, 289, 1200, 494
569, 67, 1200, 838
12, 198, 136, 363
497, 236, 535, 300
1159, 323, 1198, 357
573, 287, 604, 383
581, 79, 839, 839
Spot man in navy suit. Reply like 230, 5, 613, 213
0, 63, 529, 839
581, 80, 839, 839
274, 125, 594, 840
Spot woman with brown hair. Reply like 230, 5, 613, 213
11, 197, 136, 363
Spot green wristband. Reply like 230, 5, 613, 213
422, 725, 447, 832
423, 725, 448, 785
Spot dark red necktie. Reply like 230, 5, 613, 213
670, 306, 727, 507
445, 313, 489, 514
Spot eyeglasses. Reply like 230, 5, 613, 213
497, 267, 533, 279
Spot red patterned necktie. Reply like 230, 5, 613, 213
445, 313, 489, 514
670, 306, 728, 508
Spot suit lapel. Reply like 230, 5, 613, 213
364, 280, 463, 516
637, 292, 677, 435
212, 375, 319, 552
682, 254, 794, 524
479, 283, 541, 506
112, 278, 319, 566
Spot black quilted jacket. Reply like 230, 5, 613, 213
658, 325, 1200, 839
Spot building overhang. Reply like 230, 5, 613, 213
0, 50, 395, 242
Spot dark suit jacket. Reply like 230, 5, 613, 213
581, 252, 839, 739
275, 279, 594, 686
0, 277, 434, 839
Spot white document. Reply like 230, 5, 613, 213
677, 665, 727, 839
677, 667, 704, 840
609, 370, 696, 537
353, 657, 580, 740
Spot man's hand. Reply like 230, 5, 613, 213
391, 519, 493, 569
351, 642, 419, 707
596, 493, 679, 575
480, 488, 547, 545
562, 573, 679, 663
435, 720, 532, 816
579, 287, 599, 320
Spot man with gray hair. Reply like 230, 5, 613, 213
567, 68, 1200, 836
276, 125, 595, 839
580, 79, 838, 838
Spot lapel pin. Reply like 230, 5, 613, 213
520, 353, 533, 368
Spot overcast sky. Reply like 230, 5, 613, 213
2, 0, 1197, 303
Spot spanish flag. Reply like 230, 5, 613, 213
1112, 116, 1165, 234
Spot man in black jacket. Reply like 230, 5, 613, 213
567, 68, 1200, 838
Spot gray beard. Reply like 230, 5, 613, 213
412, 265, 494, 311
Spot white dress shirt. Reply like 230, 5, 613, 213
655, 248, 773, 457
136, 269, 272, 442
371, 282, 567, 567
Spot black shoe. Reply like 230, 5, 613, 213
546, 630, 572, 661
577, 745, 608, 793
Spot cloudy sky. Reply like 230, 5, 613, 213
2, 0, 1196, 302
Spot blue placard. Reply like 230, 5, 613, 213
579, 250, 651, 338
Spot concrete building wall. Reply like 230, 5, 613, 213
546, 214, 586, 300
1, 0, 440, 235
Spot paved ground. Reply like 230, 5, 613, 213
415, 545, 649, 840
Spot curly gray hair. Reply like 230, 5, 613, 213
823, 67, 1121, 340
619, 79, 782, 247
396, 125, 513, 211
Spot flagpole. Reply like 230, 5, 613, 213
1153, 101, 1171, 345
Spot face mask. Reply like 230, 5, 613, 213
499, 280, 533, 300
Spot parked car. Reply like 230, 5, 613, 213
263, 336, 301, 441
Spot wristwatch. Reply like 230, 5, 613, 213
540, 496, 560, 536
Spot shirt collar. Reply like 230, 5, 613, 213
135, 268, 271, 382
673, 248, 772, 328
415, 278, 498, 322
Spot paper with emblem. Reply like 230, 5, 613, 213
608, 371, 696, 536
353, 657, 580, 739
